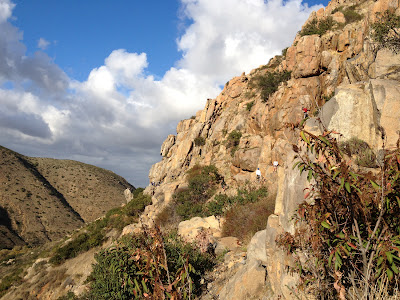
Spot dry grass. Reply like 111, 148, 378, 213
222, 193, 275, 243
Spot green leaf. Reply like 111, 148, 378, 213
307, 170, 313, 182
337, 232, 345, 239
300, 131, 309, 145
321, 221, 331, 229
345, 182, 351, 193
349, 172, 359, 180
299, 165, 305, 174
351, 184, 362, 194
387, 268, 394, 281
375, 267, 383, 279
386, 251, 394, 264
391, 264, 399, 274
377, 256, 384, 266
293, 161, 301, 169
370, 180, 381, 190
328, 252, 334, 268
338, 177, 345, 194
335, 251, 342, 270
319, 135, 331, 146
333, 170, 340, 180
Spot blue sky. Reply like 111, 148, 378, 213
11, 0, 182, 80
0, 0, 328, 187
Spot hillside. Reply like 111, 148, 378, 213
1, 0, 400, 298
0, 145, 134, 249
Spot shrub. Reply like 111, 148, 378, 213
342, 6, 363, 23
174, 165, 222, 220
339, 137, 377, 167
250, 71, 291, 102
50, 189, 150, 265
282, 47, 289, 57
0, 268, 23, 297
371, 10, 400, 53
222, 195, 274, 242
246, 101, 255, 111
277, 129, 400, 298
194, 136, 206, 146
87, 227, 215, 299
300, 17, 334, 36
206, 187, 272, 241
226, 130, 242, 147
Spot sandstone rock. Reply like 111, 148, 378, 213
370, 79, 400, 149
332, 11, 346, 23
124, 188, 133, 203
373, 48, 400, 80
246, 230, 268, 263
218, 260, 267, 300
160, 134, 175, 157
287, 35, 322, 78
121, 223, 141, 236
178, 216, 222, 242
321, 82, 380, 148
215, 236, 241, 254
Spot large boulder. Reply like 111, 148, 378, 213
321, 82, 380, 148
286, 35, 322, 78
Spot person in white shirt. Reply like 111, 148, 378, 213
273, 161, 279, 172
256, 168, 261, 181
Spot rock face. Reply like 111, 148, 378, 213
142, 0, 400, 298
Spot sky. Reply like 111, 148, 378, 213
0, 0, 328, 187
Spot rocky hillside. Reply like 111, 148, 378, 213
0, 145, 134, 249
1, 0, 400, 298
140, 0, 400, 297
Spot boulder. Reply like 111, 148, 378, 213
178, 216, 222, 242
286, 35, 322, 78
321, 82, 380, 148
124, 188, 133, 203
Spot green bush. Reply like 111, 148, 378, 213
339, 137, 377, 168
277, 130, 400, 297
246, 101, 255, 111
372, 10, 400, 53
250, 71, 291, 102
300, 17, 334, 36
342, 6, 363, 23
207, 187, 269, 216
174, 165, 221, 220
333, 5, 363, 24
50, 189, 151, 265
226, 130, 242, 156
0, 268, 23, 297
87, 229, 215, 299
194, 136, 206, 146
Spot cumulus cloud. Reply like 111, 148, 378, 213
0, 0, 322, 186
0, 0, 13, 24
177, 0, 317, 81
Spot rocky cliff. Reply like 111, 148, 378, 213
143, 0, 400, 297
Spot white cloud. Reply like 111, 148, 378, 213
0, 0, 14, 24
0, 0, 322, 187
177, 0, 318, 81
37, 37, 50, 50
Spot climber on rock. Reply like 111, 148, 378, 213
256, 168, 261, 182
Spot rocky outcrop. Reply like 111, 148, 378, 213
142, 0, 400, 298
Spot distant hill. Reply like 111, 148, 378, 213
0, 146, 134, 249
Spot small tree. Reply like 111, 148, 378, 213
277, 130, 400, 299
371, 10, 400, 53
